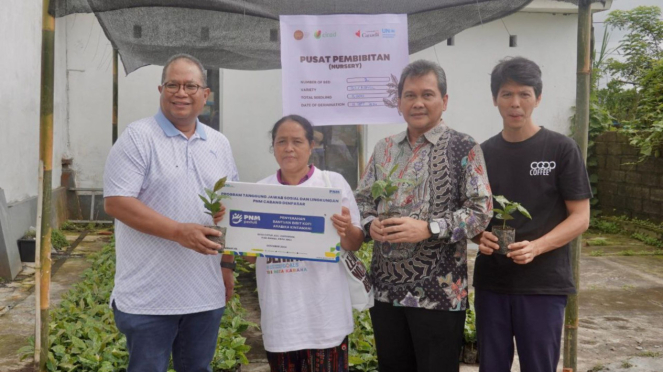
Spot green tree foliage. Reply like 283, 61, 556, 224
623, 60, 663, 158
604, 6, 663, 86
599, 6, 663, 123
596, 6, 663, 160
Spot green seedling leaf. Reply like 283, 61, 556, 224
494, 195, 509, 209
388, 163, 399, 177
376, 164, 388, 175
371, 182, 386, 200
516, 204, 532, 219
213, 176, 227, 192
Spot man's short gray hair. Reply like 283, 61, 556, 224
398, 60, 447, 98
161, 53, 207, 85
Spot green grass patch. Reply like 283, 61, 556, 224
589, 218, 621, 234
614, 249, 663, 256
637, 351, 661, 357
631, 233, 663, 248
590, 250, 605, 257
587, 237, 610, 246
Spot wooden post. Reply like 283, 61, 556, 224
37, 0, 54, 370
563, 1, 591, 371
33, 162, 44, 367
112, 48, 118, 144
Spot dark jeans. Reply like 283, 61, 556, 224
112, 301, 225, 372
475, 289, 567, 372
369, 300, 466, 372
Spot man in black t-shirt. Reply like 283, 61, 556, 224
472, 57, 592, 372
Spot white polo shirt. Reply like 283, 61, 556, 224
104, 109, 238, 315
256, 169, 360, 352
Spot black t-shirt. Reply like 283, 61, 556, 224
473, 127, 592, 295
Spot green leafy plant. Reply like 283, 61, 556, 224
348, 243, 378, 372
464, 292, 476, 344
51, 229, 69, 251
371, 165, 409, 203
493, 195, 532, 229
371, 164, 415, 217
199, 177, 231, 218
20, 238, 254, 371
211, 294, 256, 371
22, 228, 36, 239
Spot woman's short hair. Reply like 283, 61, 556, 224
270, 115, 315, 145
490, 57, 543, 99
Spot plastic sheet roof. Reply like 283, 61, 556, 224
50, 0, 606, 73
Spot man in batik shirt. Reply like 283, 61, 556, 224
355, 59, 492, 372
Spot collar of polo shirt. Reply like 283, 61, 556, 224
155, 109, 208, 140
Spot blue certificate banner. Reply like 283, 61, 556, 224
217, 182, 342, 262
229, 210, 325, 234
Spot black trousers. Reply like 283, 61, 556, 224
475, 289, 567, 372
369, 300, 466, 372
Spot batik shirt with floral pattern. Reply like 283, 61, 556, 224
355, 123, 492, 311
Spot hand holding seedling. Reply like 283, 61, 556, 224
212, 207, 227, 225
198, 176, 231, 252
507, 240, 541, 264
369, 218, 387, 242
489, 195, 533, 258
383, 217, 430, 243
476, 231, 499, 255
172, 223, 221, 255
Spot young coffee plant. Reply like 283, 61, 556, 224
493, 195, 532, 229
199, 177, 231, 219
371, 164, 415, 211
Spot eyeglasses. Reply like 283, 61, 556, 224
162, 82, 206, 95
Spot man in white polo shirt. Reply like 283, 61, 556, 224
103, 53, 238, 372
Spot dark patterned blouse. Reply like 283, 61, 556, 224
355, 123, 492, 311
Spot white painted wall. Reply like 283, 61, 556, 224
0, 0, 68, 204
2, 8, 586, 196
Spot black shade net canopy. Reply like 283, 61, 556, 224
50, 0, 605, 74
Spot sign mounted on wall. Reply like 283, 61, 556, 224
280, 14, 409, 126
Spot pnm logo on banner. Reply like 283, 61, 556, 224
231, 213, 243, 224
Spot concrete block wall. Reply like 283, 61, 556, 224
595, 131, 663, 223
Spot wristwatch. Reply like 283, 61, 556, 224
220, 261, 236, 271
428, 221, 441, 237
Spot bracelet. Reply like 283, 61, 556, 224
220, 261, 236, 271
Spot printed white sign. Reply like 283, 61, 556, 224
217, 182, 343, 262
280, 14, 409, 125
